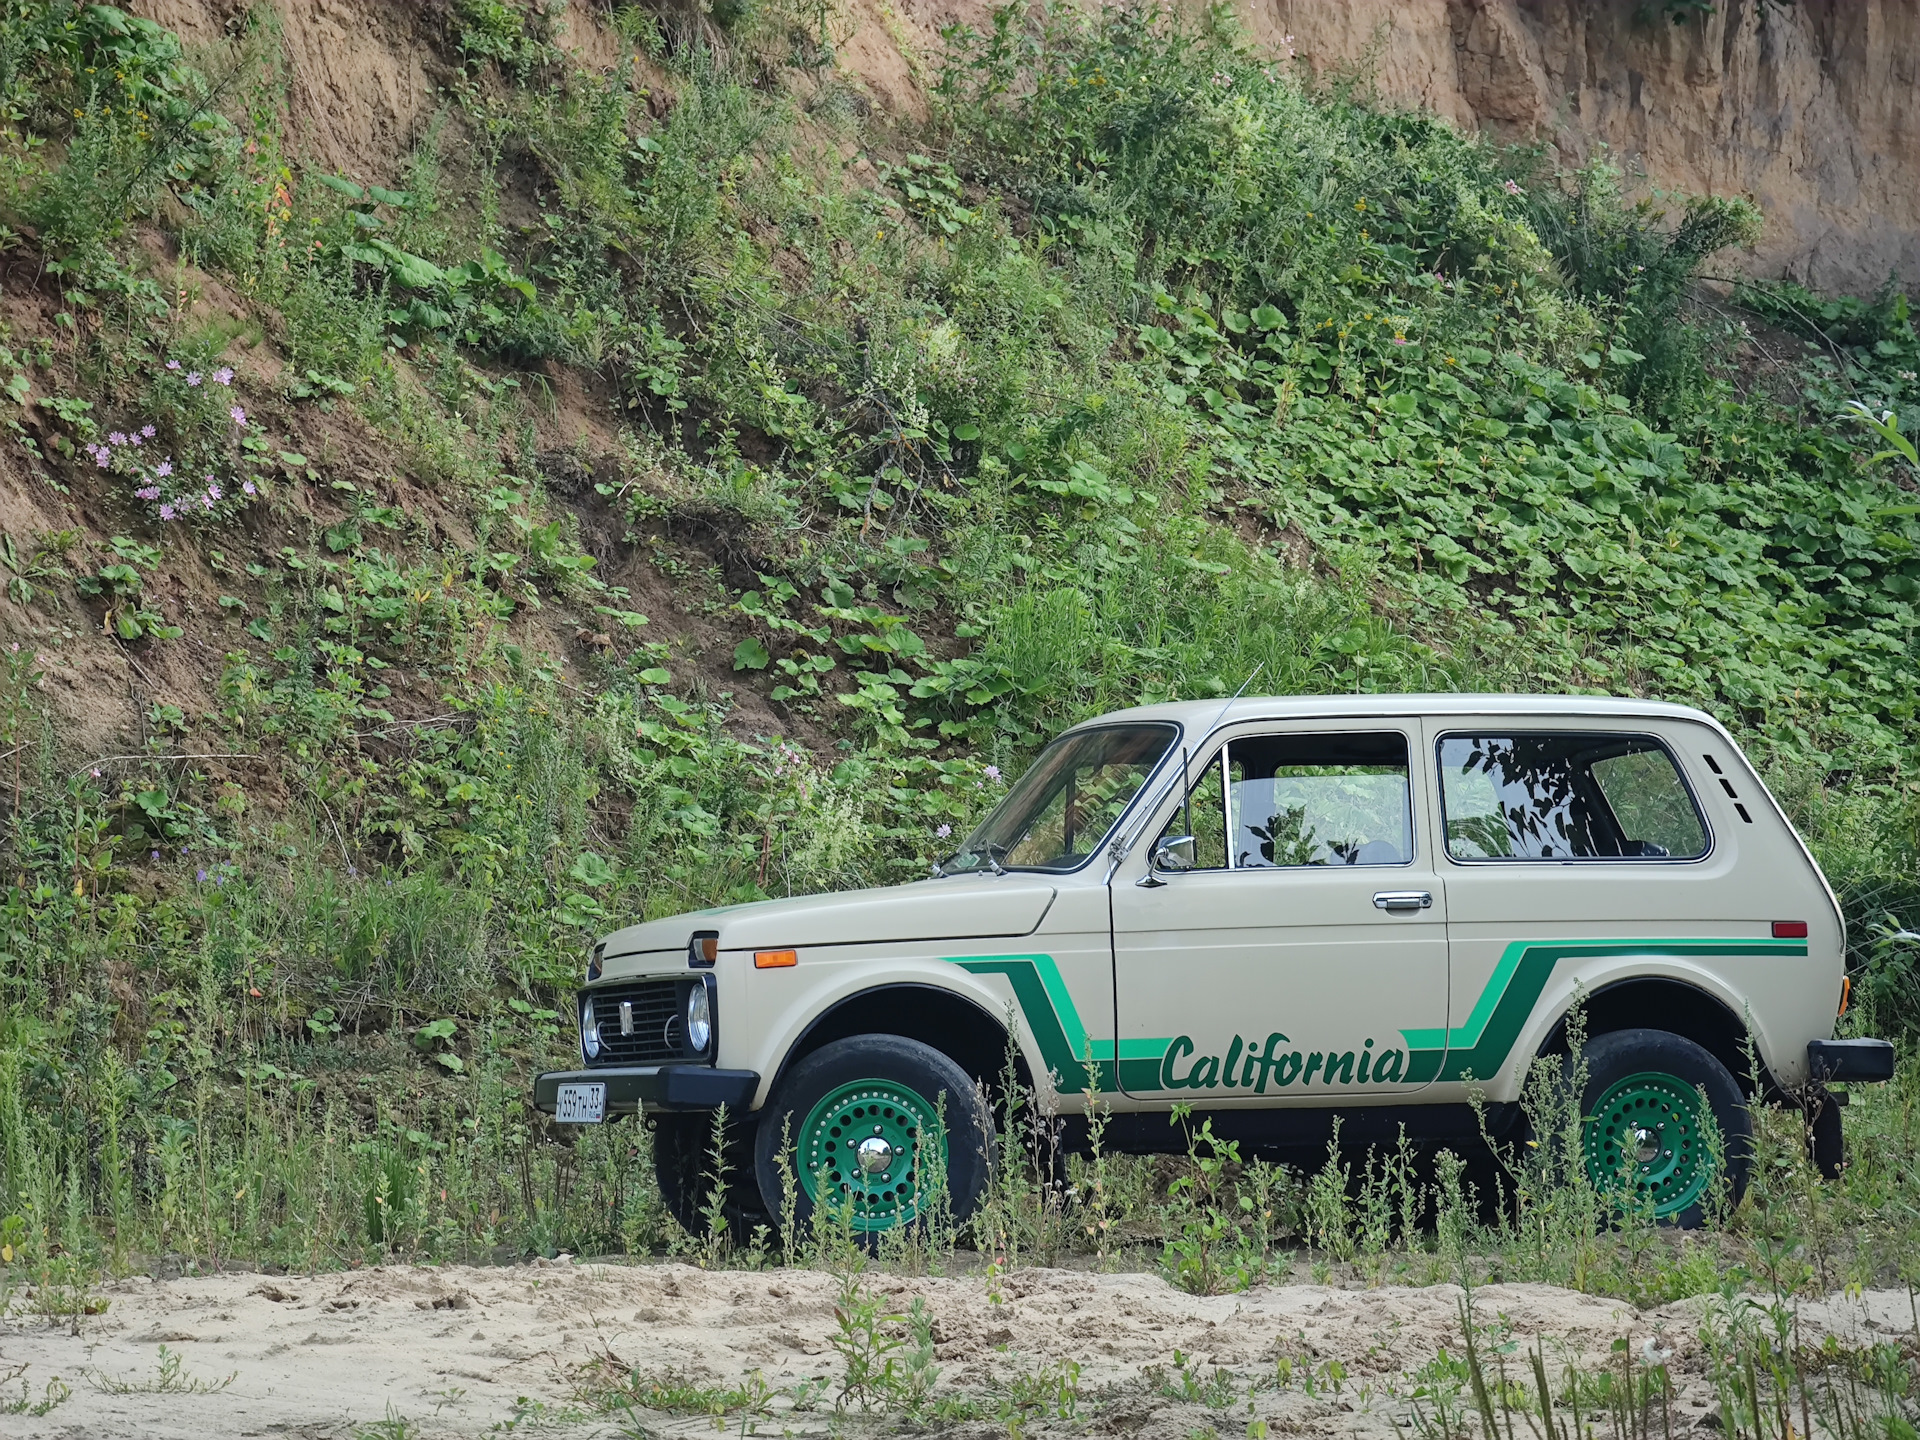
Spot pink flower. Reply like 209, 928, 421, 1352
141, 424, 156, 438
212, 367, 234, 386
936, 823, 951, 839
109, 431, 126, 446
242, 481, 257, 496
207, 484, 222, 500
127, 433, 142, 448
1504, 179, 1522, 196
135, 486, 160, 500
95, 451, 111, 468
984, 765, 1002, 782
201, 495, 215, 510
186, 372, 202, 386
1393, 337, 1408, 345
165, 359, 180, 370
158, 503, 175, 520
155, 460, 172, 477
230, 406, 246, 426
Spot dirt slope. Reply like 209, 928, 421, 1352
3, 1259, 1915, 1437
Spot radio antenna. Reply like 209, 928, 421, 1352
1208, 661, 1264, 737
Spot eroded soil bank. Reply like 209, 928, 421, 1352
3, 1259, 1916, 1437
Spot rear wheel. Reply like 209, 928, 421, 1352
1579, 1028, 1750, 1229
753, 1034, 993, 1242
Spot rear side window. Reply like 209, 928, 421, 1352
1438, 732, 1709, 861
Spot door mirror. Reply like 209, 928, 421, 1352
1152, 834, 1197, 872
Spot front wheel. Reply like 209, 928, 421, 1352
753, 1035, 994, 1242
1579, 1028, 1751, 1229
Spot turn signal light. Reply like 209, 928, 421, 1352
1772, 920, 1809, 939
1839, 975, 1852, 1019
755, 949, 798, 969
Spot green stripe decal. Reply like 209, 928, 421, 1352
1399, 938, 1808, 1084
948, 954, 1171, 1094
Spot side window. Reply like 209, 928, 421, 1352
1228, 731, 1413, 868
1438, 733, 1709, 861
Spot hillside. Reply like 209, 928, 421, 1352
0, 0, 1918, 1289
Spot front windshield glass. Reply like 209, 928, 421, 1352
946, 723, 1178, 874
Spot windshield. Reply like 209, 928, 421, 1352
945, 723, 1179, 875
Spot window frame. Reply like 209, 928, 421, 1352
1433, 728, 1714, 866
1159, 728, 1419, 872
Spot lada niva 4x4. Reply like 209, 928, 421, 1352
536, 695, 1893, 1234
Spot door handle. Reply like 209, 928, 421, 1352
1373, 890, 1433, 913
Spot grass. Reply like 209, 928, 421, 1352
0, 12, 1916, 1427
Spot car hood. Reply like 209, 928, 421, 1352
599, 874, 1059, 959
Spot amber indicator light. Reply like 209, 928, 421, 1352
1772, 920, 1809, 939
755, 949, 798, 969
1839, 975, 1852, 1018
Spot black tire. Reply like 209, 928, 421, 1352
1805, 1092, 1845, 1180
753, 1034, 994, 1244
1579, 1028, 1751, 1230
650, 1111, 766, 1242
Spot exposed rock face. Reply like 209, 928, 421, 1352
1248, 0, 1920, 291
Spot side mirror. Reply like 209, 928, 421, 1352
1152, 834, 1197, 872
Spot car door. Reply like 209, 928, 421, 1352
1110, 722, 1449, 1101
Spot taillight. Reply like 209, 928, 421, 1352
1772, 920, 1809, 939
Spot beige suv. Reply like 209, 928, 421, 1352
536, 694, 1890, 1234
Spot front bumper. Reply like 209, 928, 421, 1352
533, 1065, 759, 1114
1807, 1038, 1896, 1084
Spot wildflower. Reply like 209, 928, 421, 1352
936, 823, 952, 839
158, 503, 175, 519
242, 481, 257, 496
151, 849, 159, 861
91, 768, 100, 778
984, 765, 1002, 782
141, 424, 155, 438
166, 359, 180, 370
187, 372, 202, 386
1211, 70, 1233, 87
1394, 336, 1408, 346
208, 484, 222, 500
109, 431, 126, 446
230, 406, 247, 426
347, 864, 358, 879
95, 451, 111, 468
127, 433, 142, 447
1504, 179, 1521, 196
155, 460, 172, 477
135, 486, 160, 501
202, 494, 215, 510
197, 868, 208, 883
213, 367, 234, 386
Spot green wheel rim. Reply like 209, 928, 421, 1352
1583, 1070, 1713, 1217
797, 1078, 945, 1233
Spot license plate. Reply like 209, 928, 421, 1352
553, 1083, 606, 1124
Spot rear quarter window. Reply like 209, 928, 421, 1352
1437, 732, 1709, 861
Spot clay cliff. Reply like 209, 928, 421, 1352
1249, 0, 1920, 292
128, 0, 1919, 293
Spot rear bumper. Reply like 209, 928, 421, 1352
533, 1066, 760, 1114
1807, 1038, 1896, 1084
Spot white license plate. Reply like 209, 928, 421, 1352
554, 1083, 606, 1123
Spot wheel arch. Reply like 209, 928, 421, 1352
1535, 976, 1778, 1096
768, 983, 1027, 1100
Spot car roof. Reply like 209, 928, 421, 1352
1062, 693, 1725, 738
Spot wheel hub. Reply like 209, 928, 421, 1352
1583, 1070, 1712, 1218
797, 1078, 945, 1233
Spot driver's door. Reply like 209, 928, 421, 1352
1110, 723, 1450, 1100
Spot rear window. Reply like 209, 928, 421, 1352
1437, 732, 1709, 861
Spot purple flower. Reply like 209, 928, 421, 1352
135, 486, 160, 501
936, 823, 951, 839
141, 424, 156, 438
127, 433, 142, 448
346, 864, 358, 879
186, 372, 202, 386
213, 367, 234, 386
155, 460, 172, 477
242, 481, 257, 496
197, 868, 208, 883
109, 431, 126, 446
151, 849, 159, 861
207, 483, 223, 500
95, 451, 111, 468
201, 494, 215, 510
165, 359, 180, 370
983, 765, 1002, 782
158, 503, 175, 520
230, 406, 246, 426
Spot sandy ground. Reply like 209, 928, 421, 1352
2, 1259, 1917, 1437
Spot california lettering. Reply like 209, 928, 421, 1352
1157, 1032, 1408, 1091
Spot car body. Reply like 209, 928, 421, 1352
534, 694, 1890, 1226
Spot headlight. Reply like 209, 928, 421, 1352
686, 983, 712, 1055
581, 996, 602, 1060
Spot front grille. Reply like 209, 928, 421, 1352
581, 979, 703, 1066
